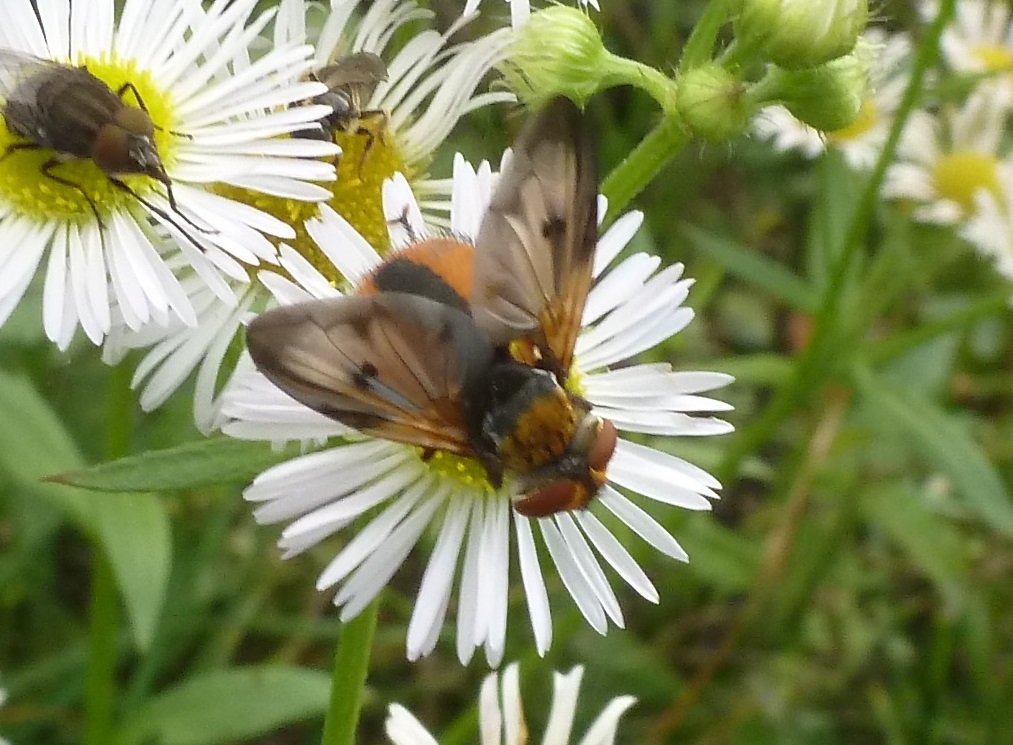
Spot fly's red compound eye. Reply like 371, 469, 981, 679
514, 480, 592, 518
588, 419, 617, 483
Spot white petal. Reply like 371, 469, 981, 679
406, 498, 469, 659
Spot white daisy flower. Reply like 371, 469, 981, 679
881, 81, 1009, 224
960, 161, 1013, 288
457, 0, 601, 30
752, 29, 912, 170
0, 0, 339, 348
930, 0, 1013, 98
105, 0, 513, 431
220, 153, 734, 665
385, 662, 635, 745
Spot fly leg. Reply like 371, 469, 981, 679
115, 81, 191, 139
108, 176, 210, 253
352, 109, 388, 179
38, 156, 105, 228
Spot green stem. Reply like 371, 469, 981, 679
320, 599, 381, 745
601, 115, 690, 220
84, 556, 117, 745
85, 361, 135, 745
601, 55, 678, 112
713, 0, 955, 483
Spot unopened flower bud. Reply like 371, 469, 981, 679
736, 0, 868, 69
676, 64, 753, 141
772, 37, 874, 131
500, 6, 608, 107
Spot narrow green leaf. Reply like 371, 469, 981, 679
860, 483, 970, 609
0, 369, 170, 649
47, 437, 301, 493
0, 369, 93, 524
854, 366, 1013, 540
93, 493, 171, 648
120, 666, 331, 745
681, 225, 818, 312
807, 150, 863, 288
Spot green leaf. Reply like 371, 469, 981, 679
93, 492, 172, 647
854, 366, 1013, 541
681, 225, 818, 312
120, 666, 331, 745
0, 369, 93, 524
0, 369, 170, 649
860, 483, 971, 609
46, 437, 301, 493
807, 150, 863, 289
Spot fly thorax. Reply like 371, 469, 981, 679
321, 90, 355, 129
481, 364, 578, 473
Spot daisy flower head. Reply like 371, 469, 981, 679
930, 0, 1013, 99
752, 29, 912, 171
221, 100, 733, 666
881, 81, 1010, 225
109, 0, 514, 430
385, 662, 635, 745
263, 0, 513, 254
960, 161, 1013, 290
0, 0, 339, 349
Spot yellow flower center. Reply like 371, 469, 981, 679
826, 97, 878, 143
973, 44, 1013, 73
214, 120, 415, 285
0, 55, 177, 223
932, 150, 1001, 214
421, 449, 496, 494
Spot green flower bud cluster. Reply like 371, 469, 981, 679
498, 0, 871, 145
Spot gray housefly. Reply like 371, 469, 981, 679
295, 52, 388, 173
0, 49, 207, 240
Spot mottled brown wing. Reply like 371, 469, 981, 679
316, 52, 387, 97
247, 293, 493, 455
471, 96, 598, 381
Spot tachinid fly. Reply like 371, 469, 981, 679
248, 96, 618, 517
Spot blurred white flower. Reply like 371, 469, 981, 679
960, 161, 1013, 291
385, 662, 635, 745
931, 0, 1013, 99
881, 82, 1009, 224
